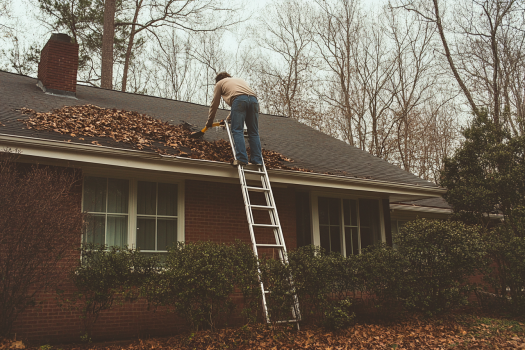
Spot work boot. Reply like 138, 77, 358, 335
232, 160, 247, 167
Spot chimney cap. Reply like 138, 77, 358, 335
50, 33, 71, 43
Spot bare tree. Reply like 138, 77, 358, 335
0, 151, 84, 336
309, 1, 460, 182
312, 0, 362, 146
398, 0, 525, 132
0, 36, 40, 75
351, 13, 398, 156
148, 30, 202, 102
0, 0, 12, 36
250, 0, 319, 122
386, 6, 441, 172
117, 0, 245, 92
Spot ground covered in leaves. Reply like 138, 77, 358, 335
18, 105, 310, 172
8, 313, 523, 350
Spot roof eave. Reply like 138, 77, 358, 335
0, 134, 445, 200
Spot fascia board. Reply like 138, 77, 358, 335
267, 169, 445, 198
389, 203, 453, 214
0, 134, 445, 198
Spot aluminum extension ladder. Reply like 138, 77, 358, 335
224, 121, 301, 328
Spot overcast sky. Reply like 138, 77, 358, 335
7, 0, 388, 47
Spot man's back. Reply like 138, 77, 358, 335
216, 77, 257, 106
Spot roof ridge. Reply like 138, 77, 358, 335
0, 70, 291, 119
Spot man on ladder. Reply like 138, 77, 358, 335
191, 72, 301, 328
205, 71, 262, 167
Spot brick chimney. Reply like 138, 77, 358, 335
37, 33, 79, 97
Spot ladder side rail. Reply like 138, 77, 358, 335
239, 166, 271, 324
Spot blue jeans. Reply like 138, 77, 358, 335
230, 95, 262, 164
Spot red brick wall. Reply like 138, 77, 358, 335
38, 39, 79, 93
11, 178, 297, 343
184, 179, 297, 250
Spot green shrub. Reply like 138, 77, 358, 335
258, 253, 295, 324
260, 246, 356, 329
228, 241, 262, 324
483, 213, 525, 314
358, 244, 409, 317
323, 298, 354, 330
396, 219, 485, 315
64, 244, 160, 338
142, 241, 258, 331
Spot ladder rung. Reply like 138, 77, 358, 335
251, 224, 279, 228
256, 244, 284, 248
275, 319, 299, 324
250, 205, 275, 210
243, 169, 265, 175
245, 186, 269, 192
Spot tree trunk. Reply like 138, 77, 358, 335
101, 0, 116, 89
432, 0, 479, 117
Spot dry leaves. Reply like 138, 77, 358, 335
22, 316, 525, 350
0, 339, 25, 350
18, 105, 309, 172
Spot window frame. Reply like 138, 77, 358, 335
310, 192, 385, 256
81, 170, 185, 250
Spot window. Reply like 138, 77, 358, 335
82, 176, 182, 251
83, 177, 129, 246
316, 196, 383, 255
136, 181, 178, 252
318, 197, 342, 254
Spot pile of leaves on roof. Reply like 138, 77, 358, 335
19, 314, 525, 349
18, 105, 312, 172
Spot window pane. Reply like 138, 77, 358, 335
296, 192, 312, 247
330, 226, 341, 254
328, 198, 340, 225
318, 197, 329, 225
320, 225, 330, 253
107, 179, 129, 214
157, 218, 177, 251
83, 177, 106, 212
158, 183, 177, 216
137, 218, 156, 250
359, 199, 381, 245
353, 226, 360, 254
137, 181, 156, 215
345, 227, 357, 255
343, 199, 350, 226
343, 199, 357, 226
360, 227, 373, 251
107, 215, 128, 247
84, 214, 105, 245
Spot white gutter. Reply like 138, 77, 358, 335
0, 133, 445, 199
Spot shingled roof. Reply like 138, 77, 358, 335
0, 70, 438, 188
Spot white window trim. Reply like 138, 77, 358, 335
81, 170, 185, 250
310, 191, 385, 256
